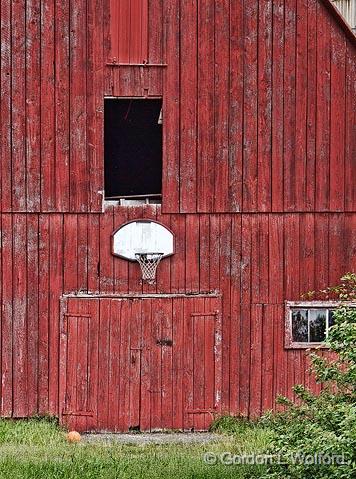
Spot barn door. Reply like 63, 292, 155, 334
140, 296, 222, 431
60, 295, 221, 432
59, 298, 99, 432
183, 297, 222, 431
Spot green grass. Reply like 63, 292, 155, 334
0, 417, 271, 479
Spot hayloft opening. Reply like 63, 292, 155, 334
104, 98, 162, 202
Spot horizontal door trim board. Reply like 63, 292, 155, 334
62, 292, 221, 300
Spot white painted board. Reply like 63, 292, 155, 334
112, 220, 174, 261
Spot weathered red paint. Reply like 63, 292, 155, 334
59, 295, 222, 432
0, 0, 355, 431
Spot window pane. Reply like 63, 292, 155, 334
309, 310, 327, 342
292, 310, 308, 342
328, 309, 335, 328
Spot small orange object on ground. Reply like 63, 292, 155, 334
67, 431, 81, 443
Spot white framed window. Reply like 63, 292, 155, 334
284, 301, 354, 349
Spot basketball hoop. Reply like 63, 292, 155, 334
135, 252, 164, 284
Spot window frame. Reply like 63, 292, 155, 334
284, 301, 355, 349
103, 96, 163, 205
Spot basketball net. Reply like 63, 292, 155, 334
135, 253, 164, 284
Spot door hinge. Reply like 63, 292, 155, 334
156, 338, 173, 347
62, 409, 94, 417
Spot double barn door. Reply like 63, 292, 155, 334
60, 295, 222, 432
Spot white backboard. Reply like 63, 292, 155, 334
112, 220, 174, 261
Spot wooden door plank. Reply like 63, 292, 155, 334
140, 298, 152, 431
182, 295, 194, 430
160, 298, 173, 429
129, 299, 142, 430
204, 299, 217, 429
75, 301, 90, 432
107, 299, 121, 430
64, 300, 79, 430
87, 298, 100, 431
118, 298, 131, 431
172, 297, 184, 429
149, 298, 163, 430
192, 303, 206, 430
97, 298, 110, 430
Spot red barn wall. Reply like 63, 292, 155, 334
0, 0, 355, 421
1, 209, 355, 417
1, 0, 354, 214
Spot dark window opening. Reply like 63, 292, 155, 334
104, 98, 162, 200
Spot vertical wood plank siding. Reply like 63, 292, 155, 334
0, 0, 355, 422
160, 0, 356, 213
1, 210, 355, 417
0, 0, 353, 213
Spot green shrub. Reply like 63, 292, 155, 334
263, 273, 356, 478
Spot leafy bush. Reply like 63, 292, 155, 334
263, 273, 356, 478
